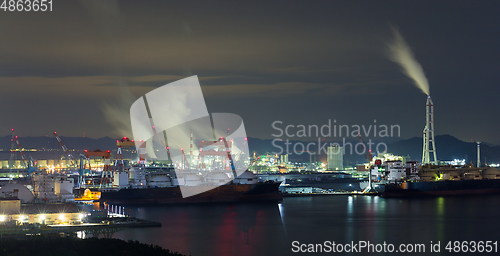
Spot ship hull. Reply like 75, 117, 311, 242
99, 182, 283, 204
381, 179, 500, 198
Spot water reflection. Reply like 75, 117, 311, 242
113, 195, 500, 256
436, 197, 445, 241
114, 202, 285, 256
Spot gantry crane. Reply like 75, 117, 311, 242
84, 149, 112, 188
12, 134, 37, 175
115, 137, 136, 171
53, 132, 75, 167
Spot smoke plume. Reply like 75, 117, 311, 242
387, 28, 430, 95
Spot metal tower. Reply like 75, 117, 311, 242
476, 142, 481, 167
422, 96, 437, 165
9, 129, 15, 180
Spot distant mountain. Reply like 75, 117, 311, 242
247, 135, 500, 165
2, 134, 500, 165
389, 134, 500, 164
0, 135, 117, 151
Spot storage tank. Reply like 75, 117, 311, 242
0, 184, 34, 203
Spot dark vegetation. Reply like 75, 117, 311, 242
0, 237, 186, 256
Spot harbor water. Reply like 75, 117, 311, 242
113, 195, 500, 255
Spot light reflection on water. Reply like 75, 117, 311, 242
113, 195, 500, 256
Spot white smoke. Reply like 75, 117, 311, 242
387, 28, 430, 95
79, 0, 134, 138
102, 82, 135, 138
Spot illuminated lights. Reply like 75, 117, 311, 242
40, 215, 45, 220
0, 215, 5, 222
59, 214, 64, 220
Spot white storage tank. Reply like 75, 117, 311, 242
0, 184, 34, 203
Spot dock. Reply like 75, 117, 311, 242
283, 191, 379, 197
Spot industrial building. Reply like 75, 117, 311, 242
0, 198, 85, 225
327, 145, 343, 170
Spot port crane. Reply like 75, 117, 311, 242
84, 149, 112, 188
115, 137, 135, 171
12, 134, 37, 175
53, 132, 76, 167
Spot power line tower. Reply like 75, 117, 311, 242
422, 96, 437, 164
9, 129, 17, 180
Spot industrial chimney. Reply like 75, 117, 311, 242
422, 96, 437, 165
477, 142, 481, 167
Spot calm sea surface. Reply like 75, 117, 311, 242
113, 195, 500, 256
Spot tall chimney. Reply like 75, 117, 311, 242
422, 96, 437, 164
477, 141, 481, 167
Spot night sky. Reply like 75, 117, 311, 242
0, 1, 498, 144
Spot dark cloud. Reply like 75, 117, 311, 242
0, 0, 498, 146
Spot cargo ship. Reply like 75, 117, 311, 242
99, 181, 282, 204
379, 165, 500, 198
96, 167, 283, 204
